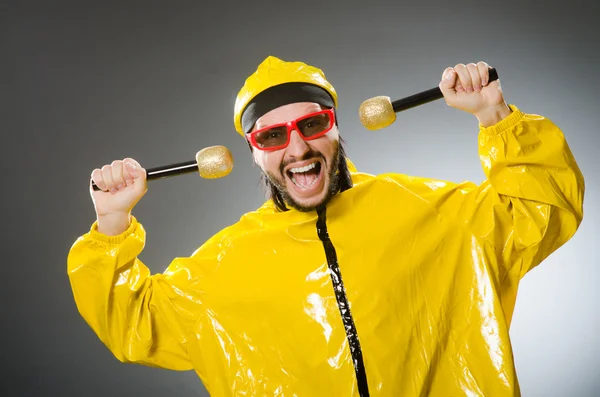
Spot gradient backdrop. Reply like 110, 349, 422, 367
4, 0, 599, 396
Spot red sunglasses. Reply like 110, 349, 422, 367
246, 108, 336, 151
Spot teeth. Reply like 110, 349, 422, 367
290, 162, 317, 173
292, 176, 319, 189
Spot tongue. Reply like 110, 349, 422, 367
293, 168, 319, 187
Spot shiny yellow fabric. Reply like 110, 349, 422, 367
233, 56, 338, 135
67, 105, 584, 396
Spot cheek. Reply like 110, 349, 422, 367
316, 135, 339, 159
323, 129, 339, 155
254, 151, 282, 173
329, 126, 340, 140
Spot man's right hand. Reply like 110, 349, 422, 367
90, 158, 147, 236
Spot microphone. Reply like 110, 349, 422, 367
91, 145, 234, 191
358, 68, 499, 130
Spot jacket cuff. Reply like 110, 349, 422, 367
89, 215, 139, 246
479, 104, 524, 135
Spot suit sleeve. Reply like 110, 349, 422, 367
405, 105, 585, 321
67, 216, 210, 370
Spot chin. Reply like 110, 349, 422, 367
290, 194, 328, 212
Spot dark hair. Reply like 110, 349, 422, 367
258, 137, 353, 212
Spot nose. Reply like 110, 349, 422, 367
286, 128, 310, 158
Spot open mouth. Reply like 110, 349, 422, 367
286, 161, 323, 190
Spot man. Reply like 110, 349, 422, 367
67, 56, 585, 396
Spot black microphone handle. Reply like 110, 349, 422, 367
392, 67, 499, 113
91, 159, 198, 191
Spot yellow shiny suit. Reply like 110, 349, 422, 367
67, 103, 584, 396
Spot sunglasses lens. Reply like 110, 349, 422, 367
297, 112, 332, 137
254, 126, 288, 148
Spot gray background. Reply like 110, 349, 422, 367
3, 0, 599, 396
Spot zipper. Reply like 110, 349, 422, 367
316, 206, 370, 397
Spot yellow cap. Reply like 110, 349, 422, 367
233, 56, 338, 136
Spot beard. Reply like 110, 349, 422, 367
262, 142, 342, 213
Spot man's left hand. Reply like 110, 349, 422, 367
439, 61, 511, 127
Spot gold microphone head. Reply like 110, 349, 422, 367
358, 96, 396, 130
196, 145, 234, 178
